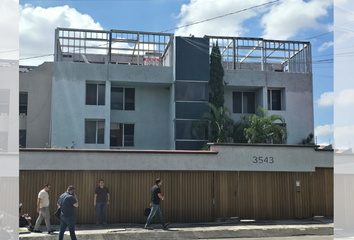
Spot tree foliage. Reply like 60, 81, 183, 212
209, 41, 225, 109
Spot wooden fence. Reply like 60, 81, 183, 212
19, 168, 333, 224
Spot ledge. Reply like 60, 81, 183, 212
19, 148, 218, 154
208, 143, 320, 148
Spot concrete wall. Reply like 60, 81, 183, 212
19, 62, 53, 148
20, 144, 333, 172
223, 70, 314, 144
51, 62, 173, 150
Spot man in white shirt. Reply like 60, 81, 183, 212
33, 183, 54, 234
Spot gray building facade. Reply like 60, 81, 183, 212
19, 28, 314, 150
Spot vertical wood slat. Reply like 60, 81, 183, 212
19, 171, 214, 224
19, 169, 333, 224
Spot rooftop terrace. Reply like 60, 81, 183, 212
55, 28, 311, 73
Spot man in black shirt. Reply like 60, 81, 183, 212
145, 178, 170, 230
94, 180, 110, 225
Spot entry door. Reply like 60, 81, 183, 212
294, 172, 312, 219
214, 172, 239, 218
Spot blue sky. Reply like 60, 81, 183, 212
19, 0, 334, 145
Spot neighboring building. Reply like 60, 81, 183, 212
19, 28, 314, 150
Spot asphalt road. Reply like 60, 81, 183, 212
209, 237, 334, 240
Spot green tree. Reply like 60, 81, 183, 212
244, 107, 287, 144
299, 133, 315, 145
191, 103, 234, 144
209, 41, 225, 109
232, 116, 251, 143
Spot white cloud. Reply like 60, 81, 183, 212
336, 89, 354, 106
20, 4, 102, 66
174, 0, 332, 40
175, 0, 269, 37
318, 41, 334, 52
316, 91, 334, 107
0, 0, 19, 60
261, 0, 332, 39
335, 124, 354, 139
315, 124, 334, 137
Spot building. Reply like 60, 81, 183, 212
19, 28, 314, 150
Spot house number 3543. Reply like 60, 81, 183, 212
253, 156, 274, 164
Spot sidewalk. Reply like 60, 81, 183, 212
19, 217, 333, 240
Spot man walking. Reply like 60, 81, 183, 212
57, 185, 79, 240
33, 183, 54, 234
145, 178, 170, 230
94, 179, 110, 225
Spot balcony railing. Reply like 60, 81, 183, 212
204, 36, 311, 73
55, 28, 174, 66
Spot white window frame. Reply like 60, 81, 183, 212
85, 82, 106, 106
85, 120, 105, 144
110, 123, 135, 148
233, 91, 256, 114
111, 87, 135, 111
268, 89, 283, 111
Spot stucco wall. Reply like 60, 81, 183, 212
51, 62, 173, 150
19, 62, 52, 148
20, 144, 332, 172
223, 70, 314, 144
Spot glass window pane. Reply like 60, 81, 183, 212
124, 124, 134, 147
110, 123, 123, 147
175, 82, 208, 101
233, 92, 242, 113
97, 121, 105, 144
243, 92, 255, 114
98, 84, 105, 105
175, 120, 206, 140
272, 90, 281, 110
85, 121, 96, 143
19, 130, 26, 148
268, 90, 271, 110
125, 88, 135, 111
86, 84, 97, 105
111, 87, 123, 110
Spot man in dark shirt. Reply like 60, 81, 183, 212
145, 178, 170, 230
57, 185, 78, 240
94, 179, 110, 225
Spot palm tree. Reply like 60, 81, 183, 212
244, 107, 287, 144
191, 103, 234, 143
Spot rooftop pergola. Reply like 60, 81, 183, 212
204, 36, 311, 73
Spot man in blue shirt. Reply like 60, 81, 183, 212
57, 185, 79, 240
145, 178, 170, 230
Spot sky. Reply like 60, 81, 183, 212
16, 0, 335, 147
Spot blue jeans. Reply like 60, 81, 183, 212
145, 204, 166, 227
58, 215, 76, 240
96, 202, 107, 223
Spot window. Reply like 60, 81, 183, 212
19, 130, 26, 148
0, 89, 9, 114
110, 123, 134, 147
175, 120, 207, 140
268, 89, 282, 110
85, 120, 105, 144
19, 93, 28, 115
233, 92, 255, 114
86, 83, 105, 105
175, 82, 208, 101
111, 87, 135, 110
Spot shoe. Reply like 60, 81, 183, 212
33, 229, 42, 233
144, 226, 153, 230
163, 222, 170, 229
48, 229, 55, 234
96, 221, 99, 225
103, 222, 107, 225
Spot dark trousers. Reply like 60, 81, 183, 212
58, 215, 77, 240
96, 202, 107, 223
